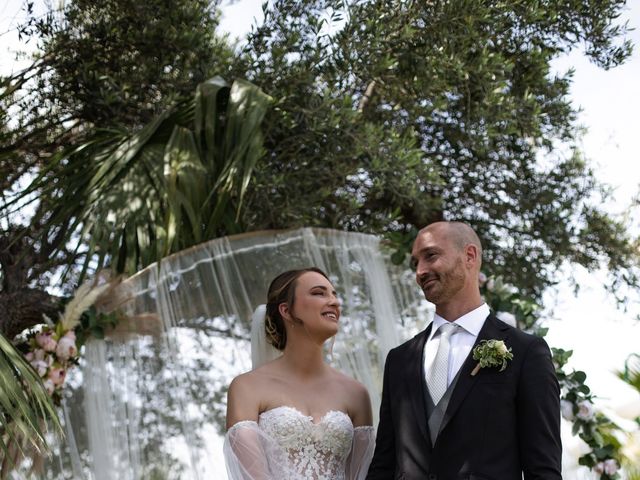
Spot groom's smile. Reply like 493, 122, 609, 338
419, 275, 439, 291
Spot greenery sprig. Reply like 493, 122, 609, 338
471, 339, 513, 376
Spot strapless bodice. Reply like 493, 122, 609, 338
258, 406, 354, 479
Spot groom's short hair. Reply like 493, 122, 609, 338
449, 222, 483, 258
422, 221, 483, 261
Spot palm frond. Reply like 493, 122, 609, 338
2, 76, 271, 278
0, 334, 62, 471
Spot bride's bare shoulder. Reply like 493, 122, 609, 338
227, 366, 277, 428
329, 368, 372, 426
330, 367, 367, 390
229, 359, 284, 392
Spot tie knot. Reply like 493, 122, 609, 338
437, 322, 458, 338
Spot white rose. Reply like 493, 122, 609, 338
603, 459, 618, 475
496, 311, 517, 327
486, 278, 495, 291
576, 400, 595, 421
560, 400, 575, 421
496, 341, 509, 355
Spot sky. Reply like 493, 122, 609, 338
2, 0, 640, 474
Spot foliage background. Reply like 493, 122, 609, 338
1, 0, 639, 477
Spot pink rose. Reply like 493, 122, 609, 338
593, 462, 604, 474
33, 348, 46, 362
478, 272, 488, 287
36, 331, 57, 352
56, 334, 78, 361
48, 367, 66, 386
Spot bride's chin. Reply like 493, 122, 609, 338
318, 330, 338, 344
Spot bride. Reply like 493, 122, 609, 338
224, 267, 375, 479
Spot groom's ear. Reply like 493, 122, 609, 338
464, 243, 480, 267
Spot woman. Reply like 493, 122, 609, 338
224, 267, 375, 479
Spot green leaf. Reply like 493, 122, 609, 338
574, 371, 587, 383
90, 328, 105, 340
0, 334, 62, 467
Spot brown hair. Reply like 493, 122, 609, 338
264, 267, 330, 350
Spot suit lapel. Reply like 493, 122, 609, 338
406, 324, 432, 446
438, 314, 510, 435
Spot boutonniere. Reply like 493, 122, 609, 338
471, 339, 513, 376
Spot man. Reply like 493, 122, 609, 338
367, 221, 562, 479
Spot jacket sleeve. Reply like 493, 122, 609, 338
517, 335, 563, 480
366, 351, 397, 479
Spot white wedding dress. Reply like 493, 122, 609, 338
224, 406, 375, 479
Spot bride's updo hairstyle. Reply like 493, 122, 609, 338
265, 267, 330, 350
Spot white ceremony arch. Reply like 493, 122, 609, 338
53, 227, 429, 479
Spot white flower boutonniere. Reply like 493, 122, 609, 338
471, 339, 513, 376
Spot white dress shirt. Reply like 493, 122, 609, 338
423, 303, 490, 388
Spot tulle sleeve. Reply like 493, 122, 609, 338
345, 426, 376, 480
223, 420, 294, 480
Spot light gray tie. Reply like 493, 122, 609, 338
427, 322, 458, 405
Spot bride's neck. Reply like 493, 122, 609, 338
280, 340, 328, 378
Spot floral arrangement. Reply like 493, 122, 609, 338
480, 274, 625, 479
23, 328, 77, 401
18, 280, 115, 404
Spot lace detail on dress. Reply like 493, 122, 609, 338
258, 406, 354, 480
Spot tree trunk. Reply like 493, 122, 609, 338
0, 289, 60, 340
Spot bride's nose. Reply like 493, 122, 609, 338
328, 293, 341, 308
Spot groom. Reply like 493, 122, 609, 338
367, 221, 562, 479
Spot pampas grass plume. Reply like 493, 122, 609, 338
59, 282, 112, 331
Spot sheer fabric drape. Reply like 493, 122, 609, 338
345, 427, 377, 479
39, 228, 429, 479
